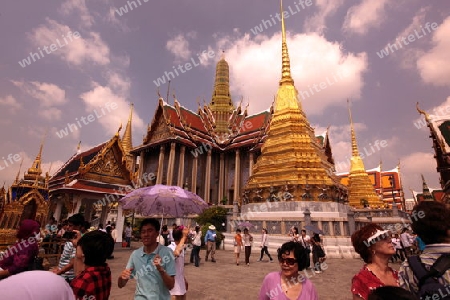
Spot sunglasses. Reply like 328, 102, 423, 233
278, 257, 297, 266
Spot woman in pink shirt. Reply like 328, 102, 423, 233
259, 241, 318, 299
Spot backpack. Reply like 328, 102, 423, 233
407, 253, 450, 299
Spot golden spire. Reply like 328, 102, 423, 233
209, 51, 235, 134
279, 0, 294, 86
122, 103, 133, 154
348, 100, 359, 157
77, 141, 82, 154
346, 102, 383, 208
243, 0, 338, 202
28, 135, 46, 176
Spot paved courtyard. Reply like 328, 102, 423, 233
107, 242, 402, 300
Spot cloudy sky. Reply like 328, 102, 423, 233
1, 0, 449, 199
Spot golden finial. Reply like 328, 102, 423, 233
157, 87, 162, 99
116, 123, 122, 137
279, 0, 294, 86
14, 158, 24, 184
347, 99, 359, 157
416, 102, 429, 120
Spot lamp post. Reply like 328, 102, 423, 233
389, 175, 399, 216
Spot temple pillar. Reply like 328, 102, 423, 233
191, 156, 198, 194
218, 153, 225, 203
53, 201, 63, 221
138, 151, 145, 181
249, 152, 254, 177
167, 143, 176, 185
156, 145, 165, 184
116, 204, 125, 243
84, 201, 94, 222
204, 150, 212, 202
233, 149, 240, 202
70, 195, 83, 216
348, 210, 356, 235
339, 221, 345, 237
100, 204, 108, 227
177, 146, 186, 187
328, 221, 334, 236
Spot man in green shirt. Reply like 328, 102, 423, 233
118, 218, 176, 300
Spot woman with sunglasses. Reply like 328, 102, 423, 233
351, 223, 399, 300
258, 241, 318, 299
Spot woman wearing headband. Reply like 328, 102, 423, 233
351, 223, 399, 300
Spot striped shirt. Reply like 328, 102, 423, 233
58, 241, 76, 280
399, 243, 450, 293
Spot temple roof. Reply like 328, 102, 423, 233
49, 134, 132, 195
134, 97, 274, 153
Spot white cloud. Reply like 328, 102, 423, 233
343, 0, 390, 35
106, 71, 131, 96
79, 84, 145, 136
28, 18, 110, 66
400, 151, 440, 194
59, 0, 94, 28
417, 17, 450, 86
217, 32, 367, 115
304, 0, 345, 33
0, 95, 22, 113
384, 7, 429, 69
166, 34, 192, 61
27, 81, 66, 107
39, 107, 63, 121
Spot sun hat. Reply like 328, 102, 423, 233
208, 225, 216, 230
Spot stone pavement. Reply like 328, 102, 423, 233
108, 243, 402, 300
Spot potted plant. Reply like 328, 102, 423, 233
221, 196, 228, 205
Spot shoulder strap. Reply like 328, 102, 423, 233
430, 254, 450, 278
408, 255, 430, 285
408, 254, 450, 288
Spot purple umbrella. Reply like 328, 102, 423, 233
119, 184, 208, 217
238, 221, 254, 229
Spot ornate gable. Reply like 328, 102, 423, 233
79, 136, 131, 185
144, 99, 175, 144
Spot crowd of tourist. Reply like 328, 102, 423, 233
0, 200, 448, 299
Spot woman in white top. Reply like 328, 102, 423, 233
169, 226, 189, 300
289, 227, 300, 243
257, 228, 273, 262
243, 228, 253, 266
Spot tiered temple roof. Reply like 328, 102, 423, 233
49, 133, 132, 196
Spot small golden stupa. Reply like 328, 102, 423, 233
346, 102, 384, 208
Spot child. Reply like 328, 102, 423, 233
234, 229, 243, 265
70, 230, 115, 300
